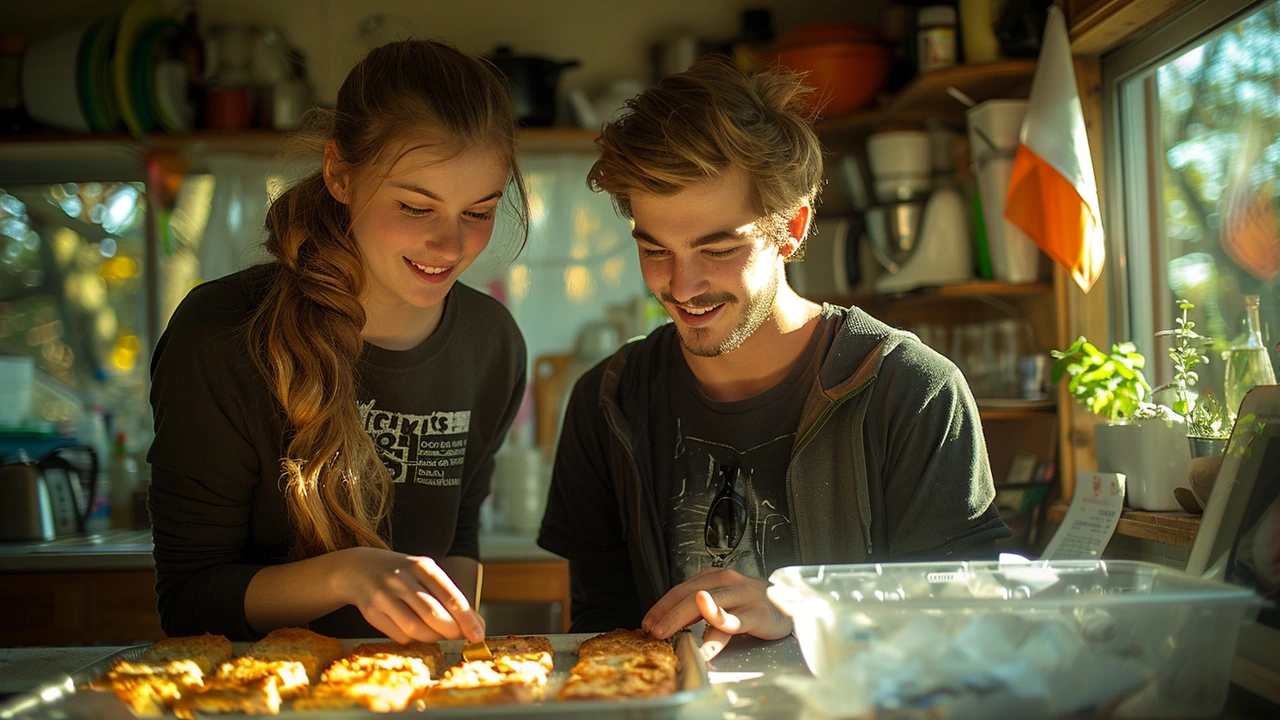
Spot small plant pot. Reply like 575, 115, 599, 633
1187, 436, 1228, 459
1094, 418, 1191, 511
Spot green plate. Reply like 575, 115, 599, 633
77, 18, 105, 131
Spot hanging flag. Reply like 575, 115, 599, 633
1004, 6, 1105, 293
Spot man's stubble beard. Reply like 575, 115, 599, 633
676, 268, 780, 358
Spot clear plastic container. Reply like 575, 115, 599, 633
768, 560, 1265, 718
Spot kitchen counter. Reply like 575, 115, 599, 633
0, 634, 1272, 719
0, 634, 811, 718
0, 528, 558, 572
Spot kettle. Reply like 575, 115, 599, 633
0, 446, 97, 542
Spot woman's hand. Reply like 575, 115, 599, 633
335, 547, 486, 644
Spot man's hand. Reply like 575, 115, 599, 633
641, 568, 792, 660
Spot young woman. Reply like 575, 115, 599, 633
147, 40, 528, 643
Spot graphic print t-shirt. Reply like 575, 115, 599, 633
652, 319, 831, 584
146, 265, 526, 638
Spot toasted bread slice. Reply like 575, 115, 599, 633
483, 635, 554, 671
138, 634, 233, 675
576, 628, 675, 661
297, 675, 420, 713
416, 683, 537, 707
417, 655, 550, 707
215, 658, 310, 699
90, 658, 205, 715
558, 629, 678, 701
346, 641, 446, 679
172, 677, 281, 719
240, 627, 345, 684
294, 641, 443, 713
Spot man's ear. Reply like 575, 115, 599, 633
779, 203, 811, 259
322, 140, 351, 205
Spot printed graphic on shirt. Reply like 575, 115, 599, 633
668, 419, 795, 584
359, 400, 471, 486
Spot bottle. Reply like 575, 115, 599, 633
918, 5, 959, 73
83, 405, 112, 532
960, 0, 1002, 64
109, 431, 139, 529
1224, 295, 1278, 419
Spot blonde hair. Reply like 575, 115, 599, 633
587, 56, 824, 232
248, 40, 527, 559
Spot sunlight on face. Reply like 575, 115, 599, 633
344, 142, 509, 321
630, 168, 786, 357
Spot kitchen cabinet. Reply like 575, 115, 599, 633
0, 532, 571, 647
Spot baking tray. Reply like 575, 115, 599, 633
0, 632, 709, 720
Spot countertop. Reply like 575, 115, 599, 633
0, 634, 1273, 719
0, 528, 558, 572
0, 634, 812, 718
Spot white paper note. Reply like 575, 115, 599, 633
1040, 471, 1126, 560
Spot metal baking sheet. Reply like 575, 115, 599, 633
1, 632, 709, 720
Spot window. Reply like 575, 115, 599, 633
0, 182, 150, 436
1107, 0, 1280, 418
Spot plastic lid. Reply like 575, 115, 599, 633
919, 6, 958, 26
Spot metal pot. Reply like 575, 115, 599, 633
486, 46, 580, 127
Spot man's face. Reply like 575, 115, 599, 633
630, 168, 790, 358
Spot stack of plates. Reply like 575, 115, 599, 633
23, 0, 191, 134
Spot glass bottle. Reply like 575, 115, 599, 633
1224, 295, 1277, 419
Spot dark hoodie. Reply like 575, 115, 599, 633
538, 304, 1010, 632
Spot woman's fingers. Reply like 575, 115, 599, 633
364, 609, 411, 645
408, 556, 485, 642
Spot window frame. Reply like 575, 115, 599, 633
1102, 0, 1271, 372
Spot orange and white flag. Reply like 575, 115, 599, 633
1004, 6, 1105, 293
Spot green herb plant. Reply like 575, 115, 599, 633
1153, 299, 1230, 439
1051, 336, 1153, 423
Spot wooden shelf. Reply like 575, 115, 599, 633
0, 127, 598, 159
979, 406, 1057, 421
817, 60, 1038, 142
815, 281, 1053, 308
1046, 501, 1202, 549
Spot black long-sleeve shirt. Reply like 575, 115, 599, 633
147, 265, 525, 639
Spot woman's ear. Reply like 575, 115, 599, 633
779, 203, 811, 259
323, 140, 351, 205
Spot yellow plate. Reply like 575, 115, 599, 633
113, 0, 162, 136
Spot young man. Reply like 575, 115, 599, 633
538, 57, 1009, 659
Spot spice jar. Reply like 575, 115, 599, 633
917, 5, 958, 73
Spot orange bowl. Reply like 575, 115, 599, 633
774, 41, 891, 117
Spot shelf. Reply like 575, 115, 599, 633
817, 59, 1038, 141
0, 127, 599, 163
816, 281, 1053, 307
1046, 501, 1201, 549
978, 406, 1057, 421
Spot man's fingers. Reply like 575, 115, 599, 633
650, 585, 751, 639
695, 589, 744, 633
642, 569, 737, 632
701, 625, 733, 661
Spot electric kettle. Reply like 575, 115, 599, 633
0, 445, 98, 542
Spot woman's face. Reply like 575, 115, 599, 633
338, 143, 510, 321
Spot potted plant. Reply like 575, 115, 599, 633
1152, 299, 1232, 458
1052, 336, 1191, 511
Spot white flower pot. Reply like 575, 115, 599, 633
1093, 418, 1191, 511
